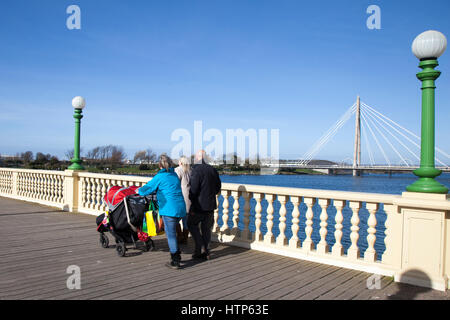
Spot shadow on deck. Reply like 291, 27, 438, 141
0, 196, 449, 300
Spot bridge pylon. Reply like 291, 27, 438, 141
353, 95, 361, 176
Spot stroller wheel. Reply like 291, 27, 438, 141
116, 242, 126, 257
100, 233, 109, 248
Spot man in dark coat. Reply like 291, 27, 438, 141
188, 150, 222, 260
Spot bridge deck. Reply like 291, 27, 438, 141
1, 197, 449, 300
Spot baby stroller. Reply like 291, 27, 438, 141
96, 186, 157, 257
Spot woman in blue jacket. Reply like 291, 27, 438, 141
138, 154, 186, 269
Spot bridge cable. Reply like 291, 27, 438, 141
299, 103, 355, 165
360, 108, 391, 166
361, 107, 411, 166
299, 103, 356, 165
360, 116, 375, 166
362, 104, 420, 165
362, 103, 450, 161
362, 103, 421, 154
362, 102, 448, 166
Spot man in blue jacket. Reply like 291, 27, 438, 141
188, 150, 222, 260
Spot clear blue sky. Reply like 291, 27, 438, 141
1, 0, 449, 164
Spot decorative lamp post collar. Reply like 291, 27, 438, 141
68, 96, 86, 171
407, 30, 448, 194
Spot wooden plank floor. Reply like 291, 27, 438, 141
1, 196, 449, 300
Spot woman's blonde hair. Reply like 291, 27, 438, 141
158, 154, 173, 171
179, 156, 191, 174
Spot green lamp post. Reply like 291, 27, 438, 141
407, 30, 448, 194
68, 96, 86, 170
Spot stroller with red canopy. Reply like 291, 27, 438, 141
96, 186, 157, 257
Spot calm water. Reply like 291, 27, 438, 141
220, 172, 450, 195
215, 172, 450, 260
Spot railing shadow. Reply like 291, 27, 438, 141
0, 210, 62, 217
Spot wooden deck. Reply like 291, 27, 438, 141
1, 196, 449, 300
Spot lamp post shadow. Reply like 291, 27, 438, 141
388, 269, 432, 300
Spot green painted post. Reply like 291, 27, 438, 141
68, 97, 86, 170
407, 35, 448, 193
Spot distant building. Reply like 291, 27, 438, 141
0, 155, 20, 160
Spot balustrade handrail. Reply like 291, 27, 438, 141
0, 168, 67, 175
77, 171, 151, 183
220, 182, 398, 204
74, 173, 398, 204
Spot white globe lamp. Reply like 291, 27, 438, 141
412, 30, 447, 60
72, 96, 86, 110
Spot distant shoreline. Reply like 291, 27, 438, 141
101, 168, 327, 177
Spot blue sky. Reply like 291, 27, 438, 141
0, 0, 449, 164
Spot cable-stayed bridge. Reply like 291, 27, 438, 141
274, 96, 450, 175
274, 164, 450, 174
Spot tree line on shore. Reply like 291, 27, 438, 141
1, 144, 272, 174
3, 145, 332, 175
0, 145, 155, 170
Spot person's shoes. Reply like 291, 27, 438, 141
192, 252, 207, 260
166, 252, 181, 269
165, 261, 180, 269
202, 251, 211, 260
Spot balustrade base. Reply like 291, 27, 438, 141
332, 246, 344, 257
288, 239, 301, 249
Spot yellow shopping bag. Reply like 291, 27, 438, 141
144, 201, 164, 237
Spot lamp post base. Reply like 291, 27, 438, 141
68, 162, 85, 171
406, 177, 448, 194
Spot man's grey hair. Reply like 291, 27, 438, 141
194, 150, 206, 164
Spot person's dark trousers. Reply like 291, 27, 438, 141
187, 211, 214, 256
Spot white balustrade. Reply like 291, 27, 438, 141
0, 169, 65, 206
289, 196, 301, 249
253, 193, 263, 242
231, 191, 240, 236
303, 197, 316, 252
276, 195, 288, 246
331, 200, 345, 257
264, 194, 275, 244
213, 194, 220, 233
0, 170, 13, 194
364, 202, 379, 262
76, 172, 149, 214
220, 190, 230, 233
241, 192, 252, 241
348, 201, 361, 260
212, 183, 408, 278
317, 198, 330, 254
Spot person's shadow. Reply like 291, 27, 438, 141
148, 237, 249, 269
388, 269, 432, 300
178, 241, 249, 269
